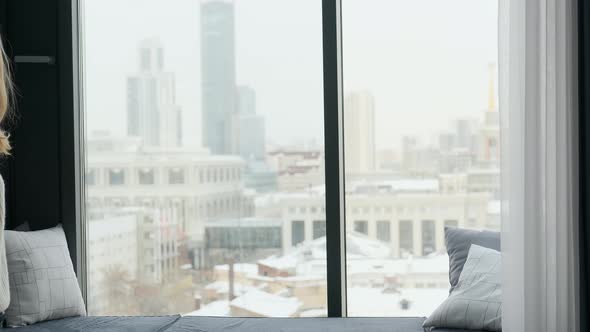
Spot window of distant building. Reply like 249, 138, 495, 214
354, 220, 368, 235
421, 220, 436, 255
108, 169, 125, 186
138, 168, 155, 185
376, 220, 391, 242
169, 168, 185, 185
399, 220, 413, 255
291, 220, 305, 246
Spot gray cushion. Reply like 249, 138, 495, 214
424, 245, 502, 331
168, 317, 428, 332
8, 316, 429, 332
3, 315, 181, 332
4, 225, 86, 327
445, 227, 500, 292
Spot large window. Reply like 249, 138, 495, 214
82, 0, 326, 317
343, 0, 499, 317
81, 0, 498, 319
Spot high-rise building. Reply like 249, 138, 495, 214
201, 0, 237, 155
127, 38, 182, 148
235, 86, 276, 192
478, 63, 500, 164
237, 86, 265, 161
237, 85, 256, 116
344, 91, 376, 173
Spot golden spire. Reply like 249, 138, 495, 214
488, 62, 496, 112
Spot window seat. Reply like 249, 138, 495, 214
7, 315, 487, 332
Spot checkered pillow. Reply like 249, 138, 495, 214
4, 225, 86, 327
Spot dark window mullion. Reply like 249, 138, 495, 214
322, 0, 347, 318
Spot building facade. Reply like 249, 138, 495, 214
127, 38, 182, 148
278, 180, 494, 258
87, 214, 138, 315
85, 135, 255, 262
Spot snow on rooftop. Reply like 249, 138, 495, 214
185, 300, 230, 317
346, 254, 450, 276
259, 233, 392, 272
204, 281, 257, 297
346, 233, 392, 259
214, 263, 258, 276
346, 179, 440, 194
188, 288, 448, 318
230, 289, 302, 317
347, 287, 449, 317
299, 308, 327, 317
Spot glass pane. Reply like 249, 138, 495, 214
82, 0, 326, 317
342, 0, 500, 316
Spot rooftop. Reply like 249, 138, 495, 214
230, 289, 302, 317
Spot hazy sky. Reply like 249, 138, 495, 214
82, 0, 497, 150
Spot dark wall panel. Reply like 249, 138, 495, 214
0, 0, 81, 276
10, 64, 61, 230
0, 0, 62, 231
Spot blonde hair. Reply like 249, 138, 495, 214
0, 37, 12, 155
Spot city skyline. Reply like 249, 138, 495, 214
83, 0, 497, 150
82, 0, 500, 318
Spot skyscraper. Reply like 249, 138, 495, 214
237, 86, 265, 161
200, 0, 237, 155
478, 62, 500, 163
344, 91, 376, 173
127, 38, 182, 148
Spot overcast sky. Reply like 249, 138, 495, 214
82, 0, 497, 150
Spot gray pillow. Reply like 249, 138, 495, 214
424, 244, 502, 331
4, 225, 86, 327
445, 227, 500, 292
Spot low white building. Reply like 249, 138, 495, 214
86, 134, 255, 249
87, 214, 138, 315
279, 179, 493, 257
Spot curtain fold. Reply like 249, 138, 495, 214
499, 0, 578, 331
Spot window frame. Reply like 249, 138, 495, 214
72, 0, 348, 318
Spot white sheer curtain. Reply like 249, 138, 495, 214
499, 0, 579, 331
